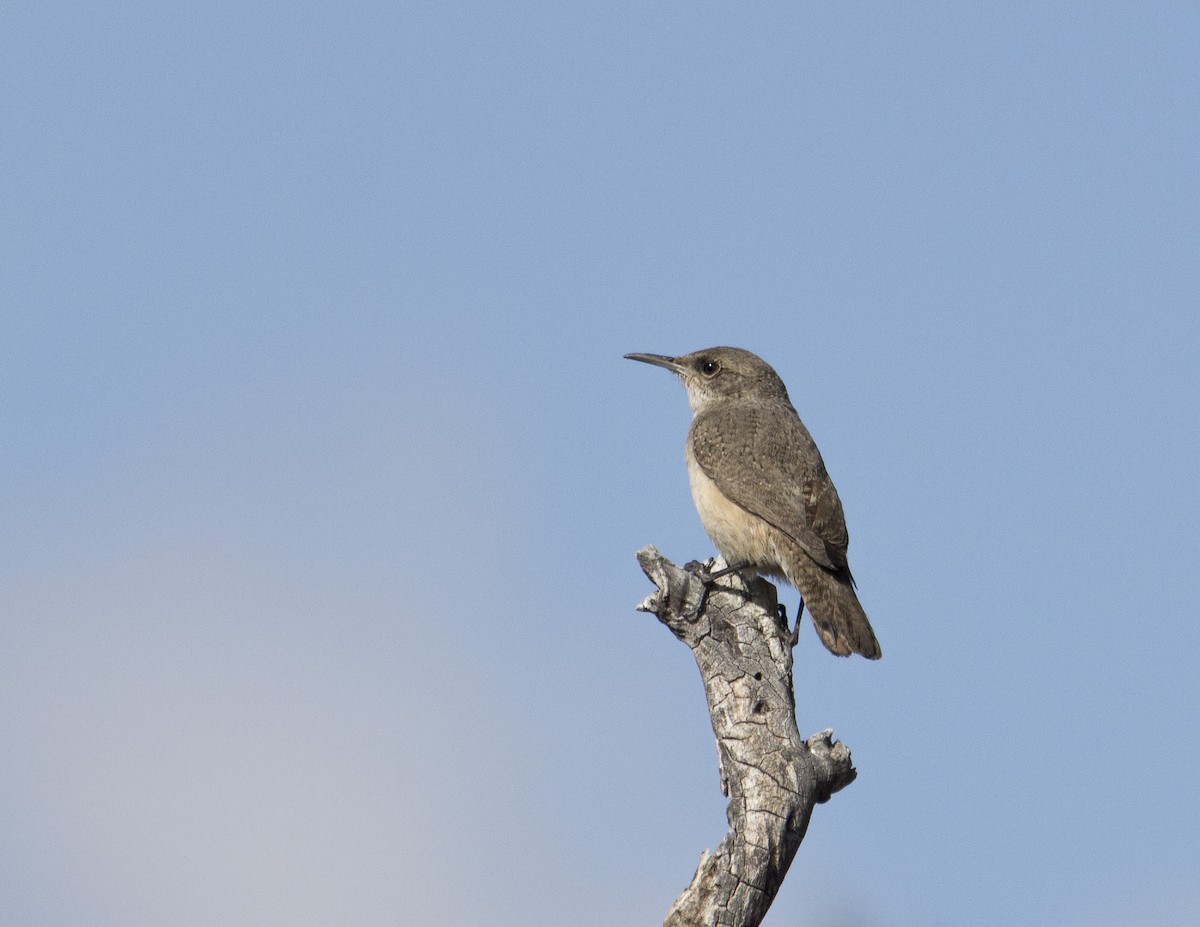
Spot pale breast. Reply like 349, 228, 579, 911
686, 450, 786, 578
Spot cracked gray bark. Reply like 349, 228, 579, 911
634, 546, 859, 927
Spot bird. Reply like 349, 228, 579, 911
625, 346, 882, 659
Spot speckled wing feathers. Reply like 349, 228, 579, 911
689, 400, 850, 572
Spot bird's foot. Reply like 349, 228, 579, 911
682, 558, 746, 585
681, 559, 750, 619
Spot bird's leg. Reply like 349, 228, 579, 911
702, 561, 749, 583
789, 597, 805, 648
682, 559, 751, 619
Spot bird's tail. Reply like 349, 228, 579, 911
789, 558, 882, 659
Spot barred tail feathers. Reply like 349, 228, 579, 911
786, 549, 881, 660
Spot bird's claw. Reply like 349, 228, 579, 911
683, 558, 718, 584
681, 559, 749, 620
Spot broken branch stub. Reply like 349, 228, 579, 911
634, 545, 858, 927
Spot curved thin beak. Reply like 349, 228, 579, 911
624, 352, 684, 374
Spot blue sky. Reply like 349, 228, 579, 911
3, 2, 1198, 925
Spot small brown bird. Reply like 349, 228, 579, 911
626, 346, 881, 659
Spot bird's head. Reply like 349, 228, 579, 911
624, 346, 791, 414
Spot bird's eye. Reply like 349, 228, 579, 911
700, 359, 720, 377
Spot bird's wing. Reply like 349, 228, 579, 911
690, 402, 850, 572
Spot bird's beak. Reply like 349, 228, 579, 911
624, 352, 685, 374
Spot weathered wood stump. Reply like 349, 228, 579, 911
634, 546, 858, 927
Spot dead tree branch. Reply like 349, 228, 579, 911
634, 546, 858, 927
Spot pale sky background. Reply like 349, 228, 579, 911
3, 3, 1198, 926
